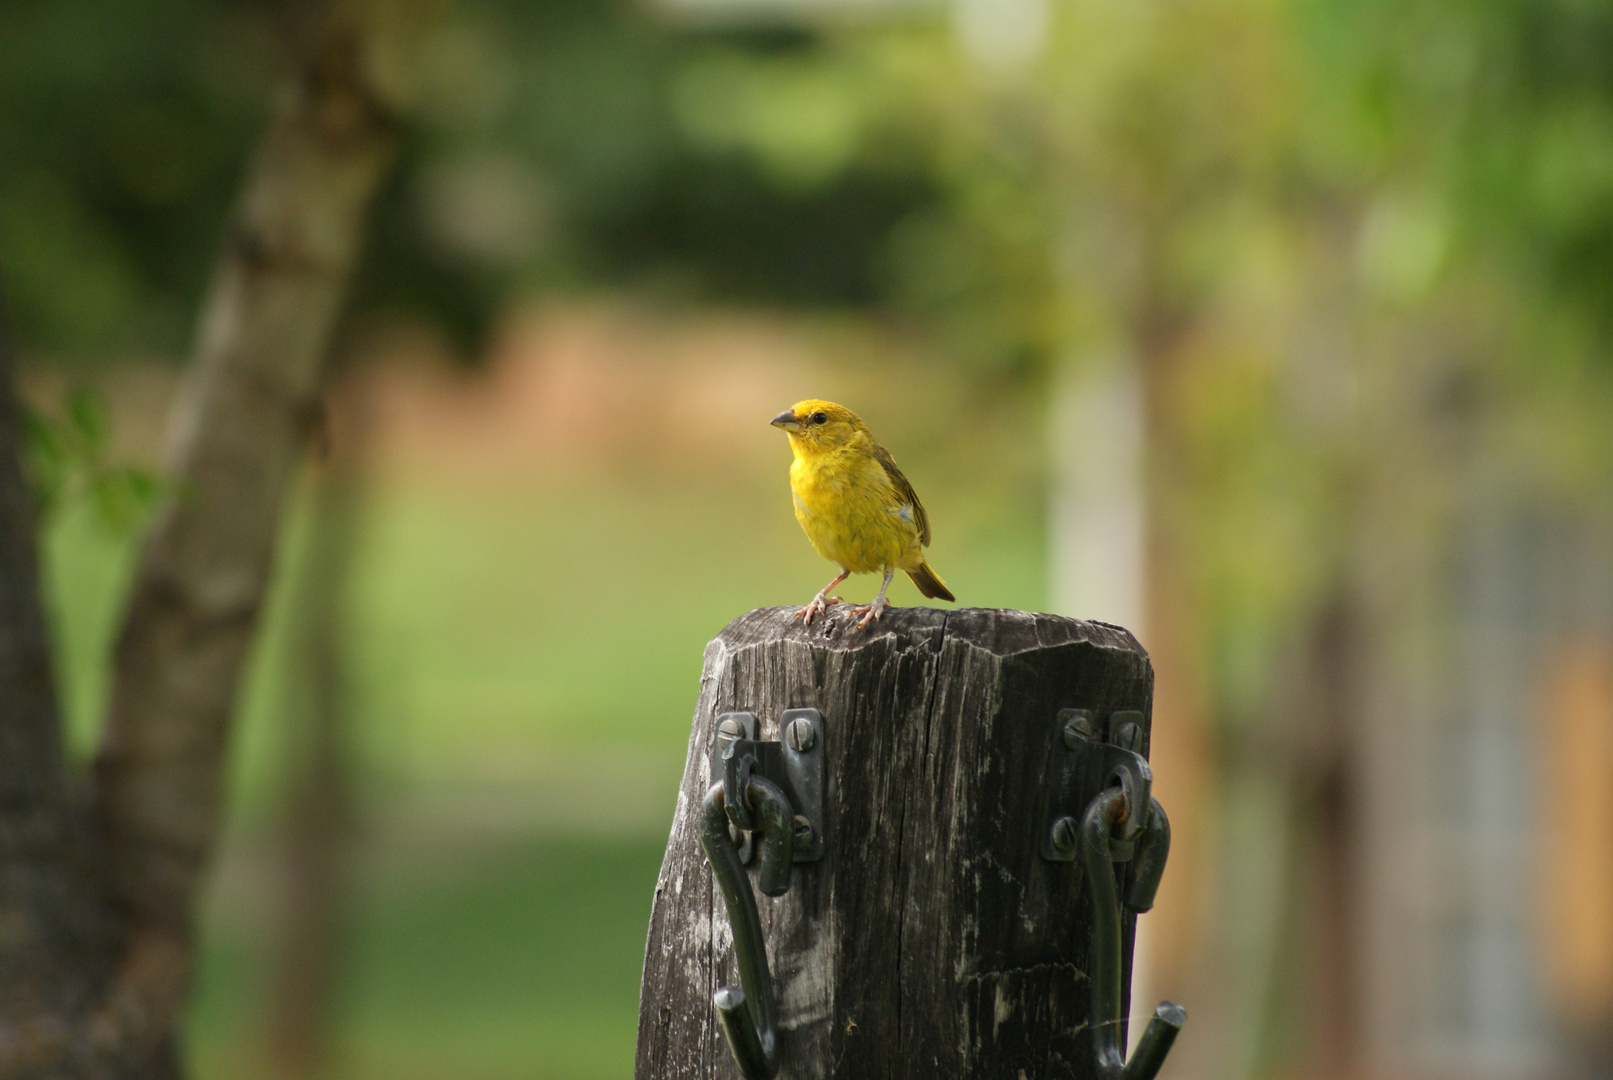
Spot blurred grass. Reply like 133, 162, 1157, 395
190, 836, 666, 1080
37, 350, 1046, 1080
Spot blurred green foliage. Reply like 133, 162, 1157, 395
189, 836, 666, 1080
26, 385, 160, 530
0, 0, 950, 363
5, 0, 1611, 377
0, 0, 268, 354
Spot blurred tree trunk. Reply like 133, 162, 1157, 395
0, 282, 121, 1076
266, 360, 373, 1080
1314, 694, 1360, 1078
0, 2, 420, 1075
90, 10, 399, 1068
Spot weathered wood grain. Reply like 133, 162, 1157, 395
636, 606, 1154, 1080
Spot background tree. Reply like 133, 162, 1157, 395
0, 1, 415, 1073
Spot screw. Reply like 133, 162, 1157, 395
1062, 712, 1093, 749
787, 717, 816, 752
1114, 721, 1143, 753
792, 815, 814, 845
1050, 815, 1080, 855
717, 715, 746, 740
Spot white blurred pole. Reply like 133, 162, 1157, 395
1049, 353, 1146, 634
953, 0, 1049, 68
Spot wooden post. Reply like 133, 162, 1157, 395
636, 606, 1164, 1080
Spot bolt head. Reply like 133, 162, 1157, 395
1062, 712, 1094, 749
787, 717, 816, 752
717, 716, 746, 740
1050, 815, 1080, 854
791, 814, 814, 844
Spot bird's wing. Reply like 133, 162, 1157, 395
872, 442, 931, 546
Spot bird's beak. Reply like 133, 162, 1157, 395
770, 408, 801, 431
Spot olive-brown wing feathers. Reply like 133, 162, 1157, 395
872, 442, 931, 546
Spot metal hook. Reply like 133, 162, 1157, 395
1040, 707, 1185, 1077
1081, 787, 1185, 1080
700, 780, 794, 1079
696, 710, 826, 1080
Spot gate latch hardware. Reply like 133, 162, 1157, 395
699, 709, 826, 1080
1042, 707, 1185, 1080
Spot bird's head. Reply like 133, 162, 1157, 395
770, 400, 865, 453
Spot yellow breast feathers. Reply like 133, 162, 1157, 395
789, 446, 921, 574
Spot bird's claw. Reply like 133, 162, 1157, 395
850, 597, 887, 629
796, 594, 844, 626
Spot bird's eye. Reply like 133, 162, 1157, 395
811, 411, 828, 425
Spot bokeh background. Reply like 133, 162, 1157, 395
4, 0, 1613, 1077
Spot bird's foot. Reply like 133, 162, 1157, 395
850, 596, 888, 629
796, 593, 844, 626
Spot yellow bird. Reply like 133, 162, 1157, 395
770, 399, 955, 628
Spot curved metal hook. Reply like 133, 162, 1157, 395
699, 778, 795, 1080
1082, 787, 1186, 1080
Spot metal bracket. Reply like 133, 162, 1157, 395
1042, 707, 1184, 1080
1041, 709, 1151, 864
711, 710, 825, 863
699, 709, 827, 1080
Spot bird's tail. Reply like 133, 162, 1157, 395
906, 560, 955, 602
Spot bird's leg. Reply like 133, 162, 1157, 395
851, 568, 895, 629
797, 569, 851, 626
